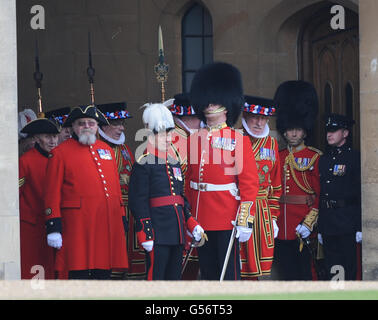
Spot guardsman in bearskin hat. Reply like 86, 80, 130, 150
318, 113, 361, 280
45, 107, 72, 145
164, 93, 204, 280
185, 62, 259, 280
239, 95, 282, 279
273, 80, 322, 280
43, 105, 129, 279
128, 103, 205, 280
96, 101, 147, 280
19, 114, 60, 279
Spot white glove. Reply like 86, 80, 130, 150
295, 224, 311, 239
318, 233, 323, 245
232, 221, 252, 243
47, 232, 62, 249
192, 225, 205, 242
356, 231, 362, 243
272, 220, 279, 238
142, 240, 154, 252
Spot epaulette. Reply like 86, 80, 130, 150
307, 146, 323, 156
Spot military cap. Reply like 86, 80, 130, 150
63, 105, 109, 127
189, 62, 244, 127
274, 80, 318, 136
244, 95, 276, 116
142, 102, 175, 134
96, 102, 132, 120
325, 113, 355, 132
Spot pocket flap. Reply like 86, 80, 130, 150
61, 199, 81, 209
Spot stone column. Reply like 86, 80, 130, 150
0, 0, 20, 279
359, 0, 378, 280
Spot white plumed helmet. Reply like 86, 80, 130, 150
18, 108, 37, 139
142, 102, 175, 133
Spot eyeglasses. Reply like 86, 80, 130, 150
75, 120, 98, 127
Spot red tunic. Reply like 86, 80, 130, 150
185, 125, 259, 230
19, 147, 55, 279
277, 145, 321, 240
44, 138, 129, 272
240, 135, 282, 278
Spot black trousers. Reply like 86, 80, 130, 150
68, 269, 111, 280
322, 233, 357, 280
146, 244, 184, 280
197, 230, 240, 281
273, 239, 313, 280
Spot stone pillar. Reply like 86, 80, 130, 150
0, 0, 20, 279
359, 0, 378, 280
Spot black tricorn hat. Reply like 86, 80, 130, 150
63, 105, 109, 127
189, 62, 244, 127
325, 113, 355, 132
169, 93, 196, 116
21, 118, 60, 135
96, 102, 132, 120
274, 80, 318, 136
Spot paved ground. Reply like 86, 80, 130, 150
0, 280, 377, 299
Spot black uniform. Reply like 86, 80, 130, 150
318, 140, 361, 280
128, 151, 196, 280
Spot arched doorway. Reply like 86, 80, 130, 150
299, 4, 359, 151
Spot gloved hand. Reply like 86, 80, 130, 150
318, 233, 323, 245
232, 221, 252, 243
141, 240, 154, 252
192, 225, 205, 242
356, 231, 362, 243
296, 224, 311, 239
272, 220, 279, 238
47, 232, 62, 249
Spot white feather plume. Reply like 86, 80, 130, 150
141, 102, 174, 132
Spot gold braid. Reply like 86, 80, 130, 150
285, 153, 316, 194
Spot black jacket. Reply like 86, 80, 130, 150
318, 143, 361, 235
128, 152, 192, 245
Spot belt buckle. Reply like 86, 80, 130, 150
199, 183, 207, 191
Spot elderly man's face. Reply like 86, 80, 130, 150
72, 118, 98, 145
102, 119, 125, 140
244, 113, 269, 136
35, 133, 59, 152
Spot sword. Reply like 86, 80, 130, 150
220, 210, 240, 281
181, 233, 208, 277
296, 233, 327, 280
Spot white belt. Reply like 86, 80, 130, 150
190, 181, 240, 200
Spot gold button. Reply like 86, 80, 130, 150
45, 208, 52, 216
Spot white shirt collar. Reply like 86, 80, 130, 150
98, 128, 125, 145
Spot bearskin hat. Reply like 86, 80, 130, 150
274, 80, 318, 136
189, 62, 244, 127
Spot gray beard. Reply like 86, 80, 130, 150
78, 133, 96, 145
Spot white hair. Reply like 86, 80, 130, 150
141, 102, 174, 133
